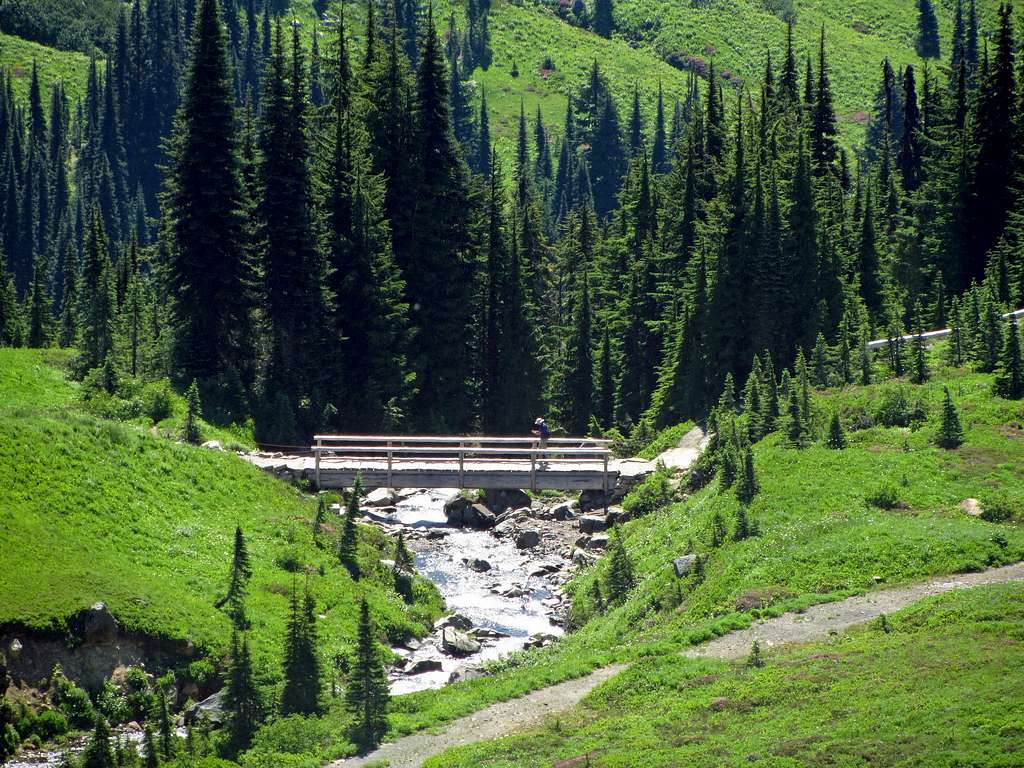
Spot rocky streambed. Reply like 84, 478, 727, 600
351, 487, 623, 694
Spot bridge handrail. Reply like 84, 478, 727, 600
866, 307, 1024, 351
312, 434, 613, 445
311, 435, 614, 492
313, 446, 610, 456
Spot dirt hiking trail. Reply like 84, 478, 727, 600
332, 561, 1024, 767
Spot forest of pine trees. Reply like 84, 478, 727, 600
1, 0, 1024, 447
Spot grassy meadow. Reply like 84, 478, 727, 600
424, 581, 1024, 767
0, 32, 92, 104
232, 344, 1024, 763
0, 348, 443, 686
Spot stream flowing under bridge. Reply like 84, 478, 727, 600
247, 435, 655, 492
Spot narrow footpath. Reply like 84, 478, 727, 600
332, 561, 1024, 768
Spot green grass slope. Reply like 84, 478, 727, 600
426, 581, 1024, 767
0, 32, 91, 103
248, 350, 1023, 763
0, 349, 441, 679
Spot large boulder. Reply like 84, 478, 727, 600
551, 502, 576, 521
572, 549, 599, 566
443, 497, 496, 528
364, 488, 398, 507
515, 530, 541, 549
187, 691, 225, 725
585, 534, 609, 550
579, 514, 608, 534
579, 489, 617, 511
484, 488, 531, 514
406, 659, 444, 675
672, 554, 698, 577
467, 558, 492, 573
80, 602, 119, 644
465, 504, 496, 528
960, 498, 984, 517
441, 627, 481, 656
436, 613, 474, 631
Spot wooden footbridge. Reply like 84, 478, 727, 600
246, 434, 659, 492
308, 435, 621, 491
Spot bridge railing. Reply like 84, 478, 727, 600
866, 307, 1024, 351
310, 434, 614, 491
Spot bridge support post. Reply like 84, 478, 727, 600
386, 440, 393, 488
603, 453, 609, 514
315, 437, 322, 490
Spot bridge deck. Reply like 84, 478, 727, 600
246, 435, 656, 491
314, 456, 615, 490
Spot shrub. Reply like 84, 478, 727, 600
874, 386, 926, 427
96, 678, 131, 725
141, 381, 175, 424
622, 465, 674, 517
866, 482, 901, 510
49, 667, 95, 728
979, 490, 1022, 523
32, 709, 69, 741
246, 714, 333, 758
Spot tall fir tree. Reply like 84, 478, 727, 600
164, 0, 255, 393
346, 599, 390, 749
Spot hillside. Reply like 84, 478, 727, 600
229, 347, 1024, 766
303, 0, 1000, 149
0, 349, 442, 680
426, 581, 1024, 767
0, 31, 91, 103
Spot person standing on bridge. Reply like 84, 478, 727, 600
531, 417, 550, 449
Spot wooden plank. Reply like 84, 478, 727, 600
315, 468, 617, 491
314, 446, 609, 457
312, 434, 613, 445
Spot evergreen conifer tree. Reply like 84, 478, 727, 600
593, 0, 614, 38
562, 270, 593, 434
216, 526, 253, 630
339, 475, 362, 578
993, 318, 1023, 399
827, 411, 847, 449
223, 630, 260, 754
164, 0, 254, 390
346, 599, 390, 748
280, 580, 321, 716
735, 446, 759, 505
604, 526, 635, 604
182, 380, 202, 444
786, 386, 805, 446
915, 0, 941, 59
81, 717, 115, 768
710, 510, 727, 548
78, 211, 115, 371
142, 725, 158, 768
936, 386, 963, 448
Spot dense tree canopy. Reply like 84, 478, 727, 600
1, 0, 1023, 446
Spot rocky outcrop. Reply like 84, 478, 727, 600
364, 488, 399, 507
78, 602, 119, 644
515, 530, 541, 549
1, 619, 201, 695
187, 691, 225, 725
443, 497, 496, 528
407, 659, 444, 675
960, 498, 984, 517
441, 627, 481, 656
484, 488, 531, 514
579, 514, 608, 534
672, 554, 698, 577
